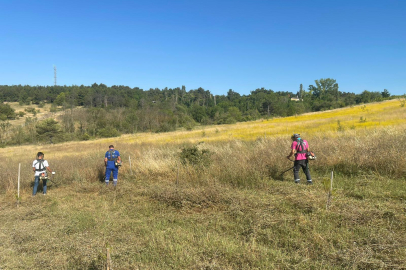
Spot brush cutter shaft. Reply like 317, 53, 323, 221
280, 166, 294, 175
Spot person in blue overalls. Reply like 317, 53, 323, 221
104, 145, 121, 186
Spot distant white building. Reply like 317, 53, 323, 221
291, 96, 300, 101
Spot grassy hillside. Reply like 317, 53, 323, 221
0, 100, 405, 269
4, 102, 55, 126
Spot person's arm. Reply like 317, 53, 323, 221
104, 157, 108, 166
43, 161, 53, 173
287, 148, 296, 160
33, 166, 36, 173
287, 141, 296, 160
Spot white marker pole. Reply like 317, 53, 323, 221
18, 163, 21, 200
129, 156, 132, 175
330, 170, 333, 192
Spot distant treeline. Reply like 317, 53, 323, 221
0, 78, 394, 146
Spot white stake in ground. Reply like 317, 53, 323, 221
326, 170, 334, 210
17, 163, 21, 200
129, 156, 132, 175
331, 170, 334, 192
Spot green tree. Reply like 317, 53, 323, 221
55, 92, 66, 106
227, 89, 240, 102
36, 118, 61, 143
356, 90, 383, 103
227, 106, 242, 121
0, 103, 16, 120
190, 106, 206, 123
309, 78, 338, 100
309, 78, 339, 110
381, 89, 390, 98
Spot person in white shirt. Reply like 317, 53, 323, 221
32, 152, 53, 195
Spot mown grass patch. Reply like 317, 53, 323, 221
1, 172, 405, 269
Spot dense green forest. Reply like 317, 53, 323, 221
0, 78, 395, 146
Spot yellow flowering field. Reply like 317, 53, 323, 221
1, 99, 404, 161
121, 99, 406, 144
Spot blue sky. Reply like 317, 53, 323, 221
1, 0, 405, 96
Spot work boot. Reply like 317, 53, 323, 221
307, 180, 313, 185
295, 179, 300, 184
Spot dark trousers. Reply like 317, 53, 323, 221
293, 160, 312, 181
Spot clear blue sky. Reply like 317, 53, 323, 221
1, 0, 405, 96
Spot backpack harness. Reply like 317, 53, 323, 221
295, 139, 308, 156
107, 150, 118, 162
107, 150, 122, 167
34, 159, 47, 172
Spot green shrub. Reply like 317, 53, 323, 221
399, 94, 406, 107
81, 133, 91, 141
24, 107, 36, 114
337, 120, 345, 132
156, 122, 173, 133
50, 104, 58, 113
97, 127, 120, 138
180, 144, 211, 167
0, 103, 16, 120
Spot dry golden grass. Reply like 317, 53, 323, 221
0, 99, 405, 269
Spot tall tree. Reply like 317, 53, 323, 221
36, 119, 61, 143
309, 78, 339, 110
381, 89, 390, 98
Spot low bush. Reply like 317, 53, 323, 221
179, 144, 211, 167
97, 127, 120, 138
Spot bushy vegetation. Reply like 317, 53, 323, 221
0, 103, 16, 121
179, 143, 212, 167
0, 79, 399, 147
0, 125, 405, 269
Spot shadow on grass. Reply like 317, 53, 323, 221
97, 165, 105, 183
29, 178, 60, 192
267, 164, 294, 181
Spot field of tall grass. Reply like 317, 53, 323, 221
0, 100, 405, 269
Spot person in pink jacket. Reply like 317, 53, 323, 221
286, 134, 313, 184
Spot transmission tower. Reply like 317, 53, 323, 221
54, 65, 57, 86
